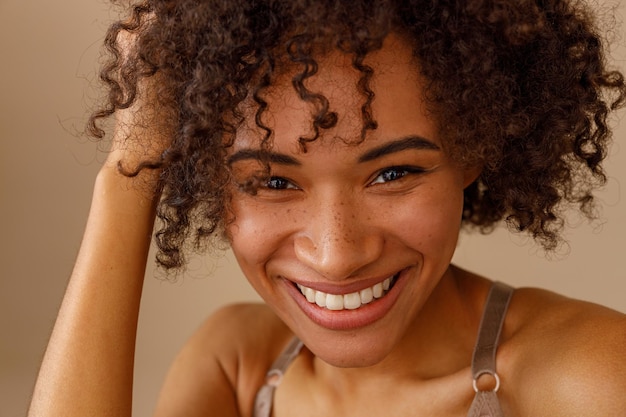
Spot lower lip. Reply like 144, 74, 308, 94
283, 270, 409, 331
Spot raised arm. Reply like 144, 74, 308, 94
28, 61, 169, 416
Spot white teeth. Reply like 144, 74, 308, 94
303, 286, 316, 303
326, 294, 344, 310
359, 287, 373, 304
297, 276, 395, 311
372, 282, 383, 298
315, 291, 327, 307
343, 292, 362, 310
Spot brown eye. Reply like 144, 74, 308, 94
370, 166, 424, 185
266, 176, 298, 190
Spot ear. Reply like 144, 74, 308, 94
462, 164, 482, 189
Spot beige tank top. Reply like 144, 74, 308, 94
254, 281, 514, 417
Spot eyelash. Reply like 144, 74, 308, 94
265, 176, 299, 190
257, 165, 425, 192
369, 166, 425, 185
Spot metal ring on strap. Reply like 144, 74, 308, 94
265, 369, 284, 387
472, 371, 501, 393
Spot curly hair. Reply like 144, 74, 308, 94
88, 0, 626, 271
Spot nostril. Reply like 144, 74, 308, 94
293, 217, 385, 279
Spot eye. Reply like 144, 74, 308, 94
370, 166, 423, 185
265, 176, 299, 190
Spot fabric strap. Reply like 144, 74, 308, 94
467, 281, 514, 417
252, 281, 514, 417
253, 337, 304, 417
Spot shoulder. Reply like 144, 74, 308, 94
153, 302, 294, 417
500, 287, 626, 416
180, 302, 294, 377
198, 302, 296, 385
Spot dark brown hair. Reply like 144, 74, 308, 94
88, 0, 626, 270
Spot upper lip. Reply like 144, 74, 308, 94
283, 270, 402, 295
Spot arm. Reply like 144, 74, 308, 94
536, 312, 626, 416
28, 77, 166, 417
508, 290, 626, 416
152, 304, 293, 417
151, 307, 244, 417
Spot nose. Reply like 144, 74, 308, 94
293, 195, 384, 280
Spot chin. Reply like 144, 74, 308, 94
302, 330, 399, 369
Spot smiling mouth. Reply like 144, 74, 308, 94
296, 275, 398, 311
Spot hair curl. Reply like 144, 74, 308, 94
88, 0, 626, 271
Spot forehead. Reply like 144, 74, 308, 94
234, 34, 439, 152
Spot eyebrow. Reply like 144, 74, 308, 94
227, 149, 301, 166
357, 135, 440, 163
227, 135, 440, 166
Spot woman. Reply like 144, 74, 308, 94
29, 0, 626, 416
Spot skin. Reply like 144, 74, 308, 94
154, 37, 626, 416
29, 35, 626, 417
227, 37, 479, 369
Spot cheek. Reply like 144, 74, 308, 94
387, 184, 464, 254
226, 195, 292, 271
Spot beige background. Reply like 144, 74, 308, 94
0, 1, 624, 416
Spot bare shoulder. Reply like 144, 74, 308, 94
500, 287, 626, 416
153, 303, 293, 417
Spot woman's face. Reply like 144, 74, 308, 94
226, 36, 477, 367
